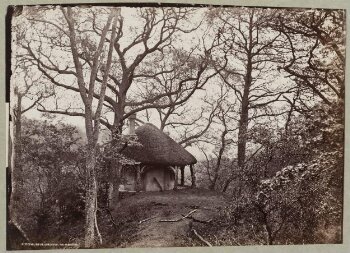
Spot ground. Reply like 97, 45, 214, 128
14, 186, 341, 249
101, 188, 229, 248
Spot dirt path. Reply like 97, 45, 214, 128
112, 188, 228, 248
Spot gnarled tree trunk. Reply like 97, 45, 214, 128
84, 148, 98, 248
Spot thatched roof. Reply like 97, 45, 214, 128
123, 123, 197, 166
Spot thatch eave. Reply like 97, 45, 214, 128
123, 123, 197, 167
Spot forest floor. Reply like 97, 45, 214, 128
22, 186, 341, 249
101, 188, 229, 248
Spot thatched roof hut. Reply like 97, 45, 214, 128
124, 123, 197, 166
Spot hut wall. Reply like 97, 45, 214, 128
164, 167, 175, 190
142, 166, 175, 191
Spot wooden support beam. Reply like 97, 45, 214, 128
174, 166, 178, 189
140, 165, 146, 174
180, 166, 185, 186
190, 164, 196, 188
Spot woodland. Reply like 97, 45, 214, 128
8, 5, 345, 249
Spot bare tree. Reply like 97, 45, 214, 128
210, 8, 294, 192
143, 48, 221, 147
18, 6, 119, 247
190, 83, 239, 191
25, 7, 217, 206
208, 104, 235, 190
62, 7, 119, 247
9, 19, 53, 240
277, 9, 345, 105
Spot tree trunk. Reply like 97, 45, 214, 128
237, 14, 255, 190
225, 61, 251, 194
222, 179, 231, 192
108, 159, 121, 208
84, 151, 97, 248
106, 102, 125, 208
9, 95, 23, 226
237, 64, 251, 174
106, 156, 121, 208
209, 129, 227, 191
221, 171, 237, 193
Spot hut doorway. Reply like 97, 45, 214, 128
142, 166, 175, 191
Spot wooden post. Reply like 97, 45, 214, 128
190, 164, 196, 188
136, 164, 142, 192
174, 166, 178, 190
180, 166, 185, 186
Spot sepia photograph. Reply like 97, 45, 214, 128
6, 2, 346, 250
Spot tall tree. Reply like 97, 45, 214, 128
18, 6, 119, 247
62, 7, 118, 247
209, 8, 293, 193
9, 14, 54, 238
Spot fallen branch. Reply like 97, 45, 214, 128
139, 216, 158, 224
159, 209, 197, 222
182, 209, 198, 219
192, 228, 212, 247
185, 216, 212, 224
